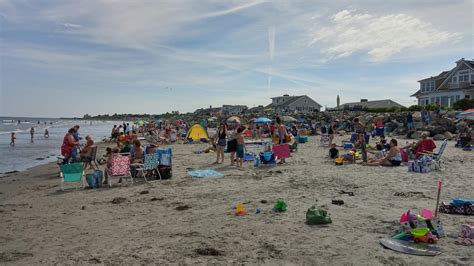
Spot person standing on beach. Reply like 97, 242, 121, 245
406, 112, 414, 130
44, 129, 49, 138
30, 127, 35, 142
10, 132, 16, 146
353, 117, 367, 162
61, 128, 78, 164
235, 127, 246, 167
276, 117, 288, 164
214, 123, 227, 164
328, 121, 336, 146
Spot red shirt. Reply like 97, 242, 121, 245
416, 139, 436, 157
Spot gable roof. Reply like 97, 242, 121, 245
271, 95, 322, 108
437, 59, 474, 90
340, 99, 404, 109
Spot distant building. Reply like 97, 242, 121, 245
194, 106, 222, 116
222, 105, 248, 116
268, 94, 322, 114
411, 58, 474, 107
245, 105, 265, 114
338, 99, 404, 110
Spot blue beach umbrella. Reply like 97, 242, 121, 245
255, 117, 272, 123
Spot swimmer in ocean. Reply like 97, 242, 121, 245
10, 132, 16, 146
44, 129, 49, 138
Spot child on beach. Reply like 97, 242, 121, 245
236, 127, 246, 167
329, 143, 339, 159
98, 147, 112, 165
10, 132, 16, 146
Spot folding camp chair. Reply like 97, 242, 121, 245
421, 139, 448, 170
320, 134, 330, 146
273, 144, 291, 161
156, 148, 172, 179
133, 153, 162, 182
60, 163, 85, 191
105, 154, 133, 187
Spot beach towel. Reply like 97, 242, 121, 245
273, 144, 291, 160
188, 169, 224, 179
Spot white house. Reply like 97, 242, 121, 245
221, 105, 248, 115
269, 94, 322, 114
411, 58, 474, 107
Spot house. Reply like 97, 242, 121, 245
269, 94, 322, 114
221, 105, 248, 116
411, 58, 474, 107
194, 106, 222, 116
245, 105, 265, 114
338, 99, 405, 110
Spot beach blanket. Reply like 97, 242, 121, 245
188, 169, 224, 179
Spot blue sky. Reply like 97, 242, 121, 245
0, 0, 472, 117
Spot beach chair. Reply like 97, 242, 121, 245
156, 148, 172, 179
273, 144, 291, 160
133, 153, 162, 182
420, 139, 448, 170
320, 134, 330, 146
60, 163, 85, 191
105, 153, 133, 187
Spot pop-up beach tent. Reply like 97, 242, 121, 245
186, 124, 209, 142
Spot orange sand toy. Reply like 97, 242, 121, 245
235, 202, 248, 216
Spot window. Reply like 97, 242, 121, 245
458, 71, 469, 82
430, 82, 435, 91
453, 76, 457, 82
471, 75, 474, 84
430, 97, 435, 104
456, 95, 461, 102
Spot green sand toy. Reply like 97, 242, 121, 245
273, 199, 287, 212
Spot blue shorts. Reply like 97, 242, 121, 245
236, 144, 244, 158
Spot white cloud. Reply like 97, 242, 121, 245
309, 10, 461, 61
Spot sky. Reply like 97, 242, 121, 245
0, 0, 473, 118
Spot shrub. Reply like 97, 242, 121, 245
453, 98, 474, 110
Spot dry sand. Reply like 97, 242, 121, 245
0, 136, 473, 265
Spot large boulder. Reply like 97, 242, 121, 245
443, 131, 454, 140
431, 117, 457, 133
385, 122, 399, 133
426, 126, 446, 136
433, 134, 445, 141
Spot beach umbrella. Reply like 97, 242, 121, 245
227, 116, 241, 123
280, 116, 296, 122
255, 117, 272, 123
208, 117, 218, 122
457, 109, 474, 120
296, 118, 305, 123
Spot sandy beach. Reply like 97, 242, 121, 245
0, 136, 472, 264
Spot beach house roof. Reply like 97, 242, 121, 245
339, 99, 404, 109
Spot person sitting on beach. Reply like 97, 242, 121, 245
329, 143, 339, 159
366, 139, 402, 167
98, 147, 112, 165
119, 141, 131, 153
376, 135, 390, 151
80, 138, 96, 169
10, 132, 16, 146
131, 140, 144, 164
235, 127, 246, 167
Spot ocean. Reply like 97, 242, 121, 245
0, 117, 123, 175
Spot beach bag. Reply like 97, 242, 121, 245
86, 170, 103, 188
158, 166, 172, 179
335, 157, 344, 165
408, 157, 432, 173
259, 152, 276, 165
